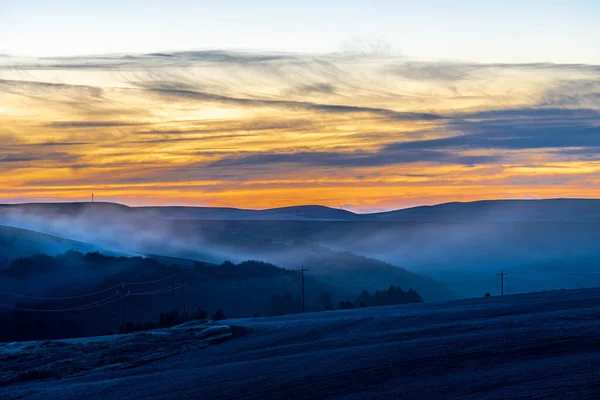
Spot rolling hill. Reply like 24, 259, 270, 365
141, 205, 360, 221
366, 198, 600, 222
0, 225, 101, 267
3, 287, 600, 399
0, 202, 456, 301
4, 199, 600, 298
0, 250, 446, 341
142, 198, 600, 222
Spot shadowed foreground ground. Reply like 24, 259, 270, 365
4, 288, 600, 399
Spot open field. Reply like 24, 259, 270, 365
3, 287, 600, 399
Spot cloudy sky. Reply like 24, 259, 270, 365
1, 1, 599, 211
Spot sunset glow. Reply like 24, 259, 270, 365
2, 1, 600, 211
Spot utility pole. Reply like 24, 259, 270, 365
302, 266, 305, 313
182, 280, 186, 321
296, 266, 308, 313
171, 276, 176, 314
92, 193, 94, 203
498, 270, 507, 296
120, 284, 125, 329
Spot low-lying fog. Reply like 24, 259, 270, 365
2, 200, 600, 298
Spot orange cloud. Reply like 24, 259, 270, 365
1, 52, 599, 210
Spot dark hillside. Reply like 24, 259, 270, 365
0, 225, 100, 267
0, 251, 429, 341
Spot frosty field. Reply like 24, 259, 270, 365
3, 287, 600, 399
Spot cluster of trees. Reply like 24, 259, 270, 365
267, 285, 423, 315
193, 260, 295, 280
338, 300, 355, 310
120, 307, 227, 334
0, 250, 426, 341
93, 283, 561, 336
4, 251, 165, 280
356, 286, 422, 307
336, 286, 422, 310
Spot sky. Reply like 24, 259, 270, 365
2, 0, 600, 63
1, 1, 600, 211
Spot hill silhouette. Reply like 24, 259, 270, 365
142, 204, 360, 221
0, 225, 101, 267
0, 251, 432, 341
0, 204, 456, 301
366, 198, 600, 222
11, 198, 600, 223
4, 199, 600, 298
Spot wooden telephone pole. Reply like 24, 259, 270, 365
119, 283, 128, 329
498, 270, 507, 296
171, 276, 176, 313
182, 280, 186, 321
297, 266, 308, 313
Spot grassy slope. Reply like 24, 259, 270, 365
3, 287, 600, 399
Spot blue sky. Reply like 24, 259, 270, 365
2, 0, 599, 63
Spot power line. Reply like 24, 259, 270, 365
120, 285, 127, 326
182, 280, 186, 320
0, 293, 122, 313
172, 275, 175, 314
129, 284, 187, 297
0, 283, 187, 313
0, 274, 177, 300
0, 284, 123, 300
67, 293, 123, 311
0, 274, 184, 317
123, 274, 176, 286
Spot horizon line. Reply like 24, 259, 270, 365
0, 197, 592, 215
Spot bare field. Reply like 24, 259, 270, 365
4, 288, 600, 399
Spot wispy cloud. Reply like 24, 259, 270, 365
285, 82, 337, 96
47, 121, 144, 128
388, 108, 600, 153
0, 151, 79, 167
207, 148, 498, 169
1, 51, 600, 208
144, 87, 444, 121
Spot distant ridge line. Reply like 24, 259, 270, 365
2, 197, 599, 212
3, 198, 600, 222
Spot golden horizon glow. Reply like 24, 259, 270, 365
1, 52, 600, 212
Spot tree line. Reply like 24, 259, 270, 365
119, 307, 227, 334
268, 285, 423, 315
0, 251, 424, 341
121, 285, 423, 334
